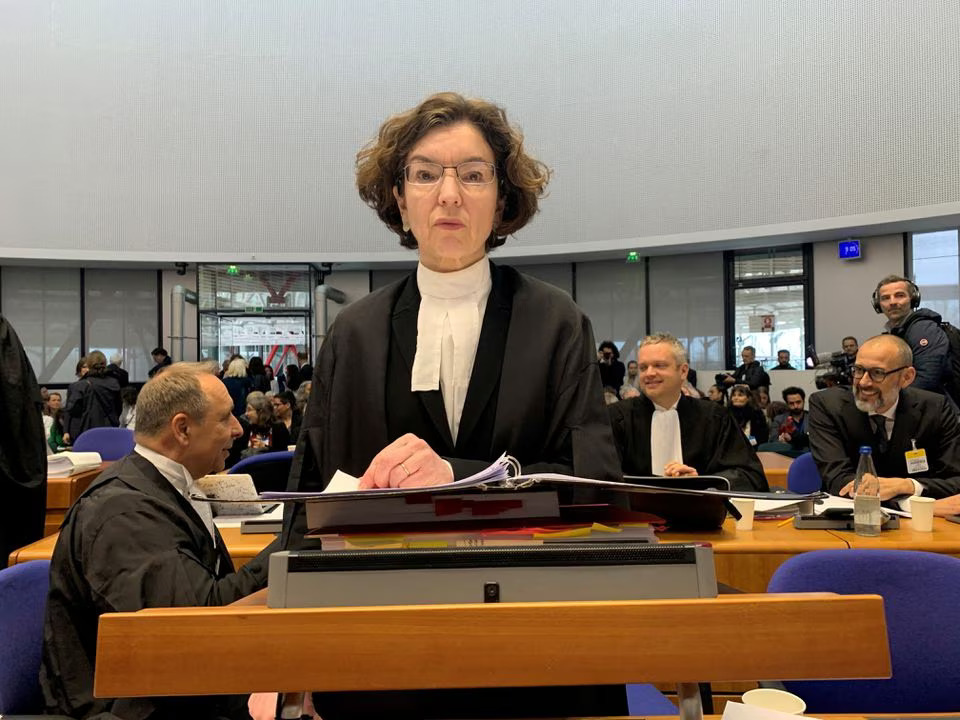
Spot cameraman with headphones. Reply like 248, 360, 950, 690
873, 274, 951, 396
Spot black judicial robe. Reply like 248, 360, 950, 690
288, 261, 621, 495
285, 261, 627, 719
41, 453, 280, 720
607, 394, 769, 492
0, 314, 47, 568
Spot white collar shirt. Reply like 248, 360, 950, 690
410, 259, 492, 444
650, 396, 683, 476
134, 444, 217, 547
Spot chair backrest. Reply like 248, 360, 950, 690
786, 452, 821, 494
228, 450, 294, 493
768, 548, 960, 712
0, 560, 51, 715
72, 426, 135, 460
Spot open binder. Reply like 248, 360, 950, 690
232, 454, 826, 530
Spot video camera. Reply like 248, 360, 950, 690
805, 345, 855, 387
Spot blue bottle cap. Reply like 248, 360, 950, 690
859, 445, 872, 454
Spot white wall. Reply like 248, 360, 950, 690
812, 234, 904, 353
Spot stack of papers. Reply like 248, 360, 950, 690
312, 521, 658, 551
47, 451, 101, 478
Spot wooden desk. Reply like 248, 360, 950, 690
757, 451, 793, 487
44, 463, 110, 536
831, 516, 960, 555
8, 525, 272, 568
95, 593, 889, 699
10, 519, 841, 592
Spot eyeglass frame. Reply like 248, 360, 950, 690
400, 161, 498, 187
851, 364, 910, 382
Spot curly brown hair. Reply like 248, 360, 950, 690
356, 92, 550, 251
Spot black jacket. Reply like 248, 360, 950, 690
105, 363, 129, 388
889, 308, 950, 395
0, 315, 47, 565
809, 385, 960, 497
65, 374, 122, 439
607, 394, 768, 492
41, 453, 279, 719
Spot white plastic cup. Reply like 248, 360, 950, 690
741, 688, 807, 715
910, 495, 935, 532
731, 498, 755, 531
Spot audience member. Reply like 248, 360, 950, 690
47, 390, 62, 415
41, 363, 280, 718
707, 384, 727, 406
728, 383, 769, 445
248, 356, 270, 393
597, 340, 626, 394
284, 363, 302, 392
64, 351, 122, 442
680, 380, 701, 398
607, 333, 767, 492
148, 346, 173, 378
294, 380, 311, 414
718, 345, 770, 391
242, 391, 291, 455
48, 408, 67, 452
265, 364, 281, 393
222, 357, 252, 417
842, 336, 859, 359
770, 349, 795, 370
758, 387, 809, 457
106, 352, 130, 387
622, 360, 640, 391
271, 390, 302, 444
297, 350, 314, 386
620, 385, 642, 400
119, 385, 138, 430
765, 399, 787, 426
753, 387, 770, 412
808, 335, 960, 514
873, 274, 951, 397
0, 314, 47, 567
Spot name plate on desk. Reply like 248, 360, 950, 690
267, 542, 717, 608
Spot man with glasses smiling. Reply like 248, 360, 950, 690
808, 335, 960, 509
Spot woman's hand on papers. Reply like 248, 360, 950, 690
662, 461, 698, 477
358, 433, 455, 489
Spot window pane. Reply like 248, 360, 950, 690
201, 315, 308, 374
198, 264, 312, 311
733, 249, 803, 281
85, 270, 159, 383
576, 259, 646, 363
733, 285, 805, 369
1, 267, 81, 384
649, 252, 725, 371
912, 230, 959, 326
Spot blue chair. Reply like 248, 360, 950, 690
72, 427, 134, 460
626, 683, 678, 715
786, 452, 822, 494
228, 450, 294, 493
768, 548, 960, 712
0, 560, 51, 715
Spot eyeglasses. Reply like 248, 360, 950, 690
402, 161, 496, 187
851, 364, 909, 382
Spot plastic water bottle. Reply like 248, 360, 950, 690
853, 445, 882, 536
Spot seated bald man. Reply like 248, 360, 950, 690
808, 334, 960, 515
41, 363, 281, 720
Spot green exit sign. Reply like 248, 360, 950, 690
226, 265, 239, 275
245, 306, 264, 313
626, 251, 640, 263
